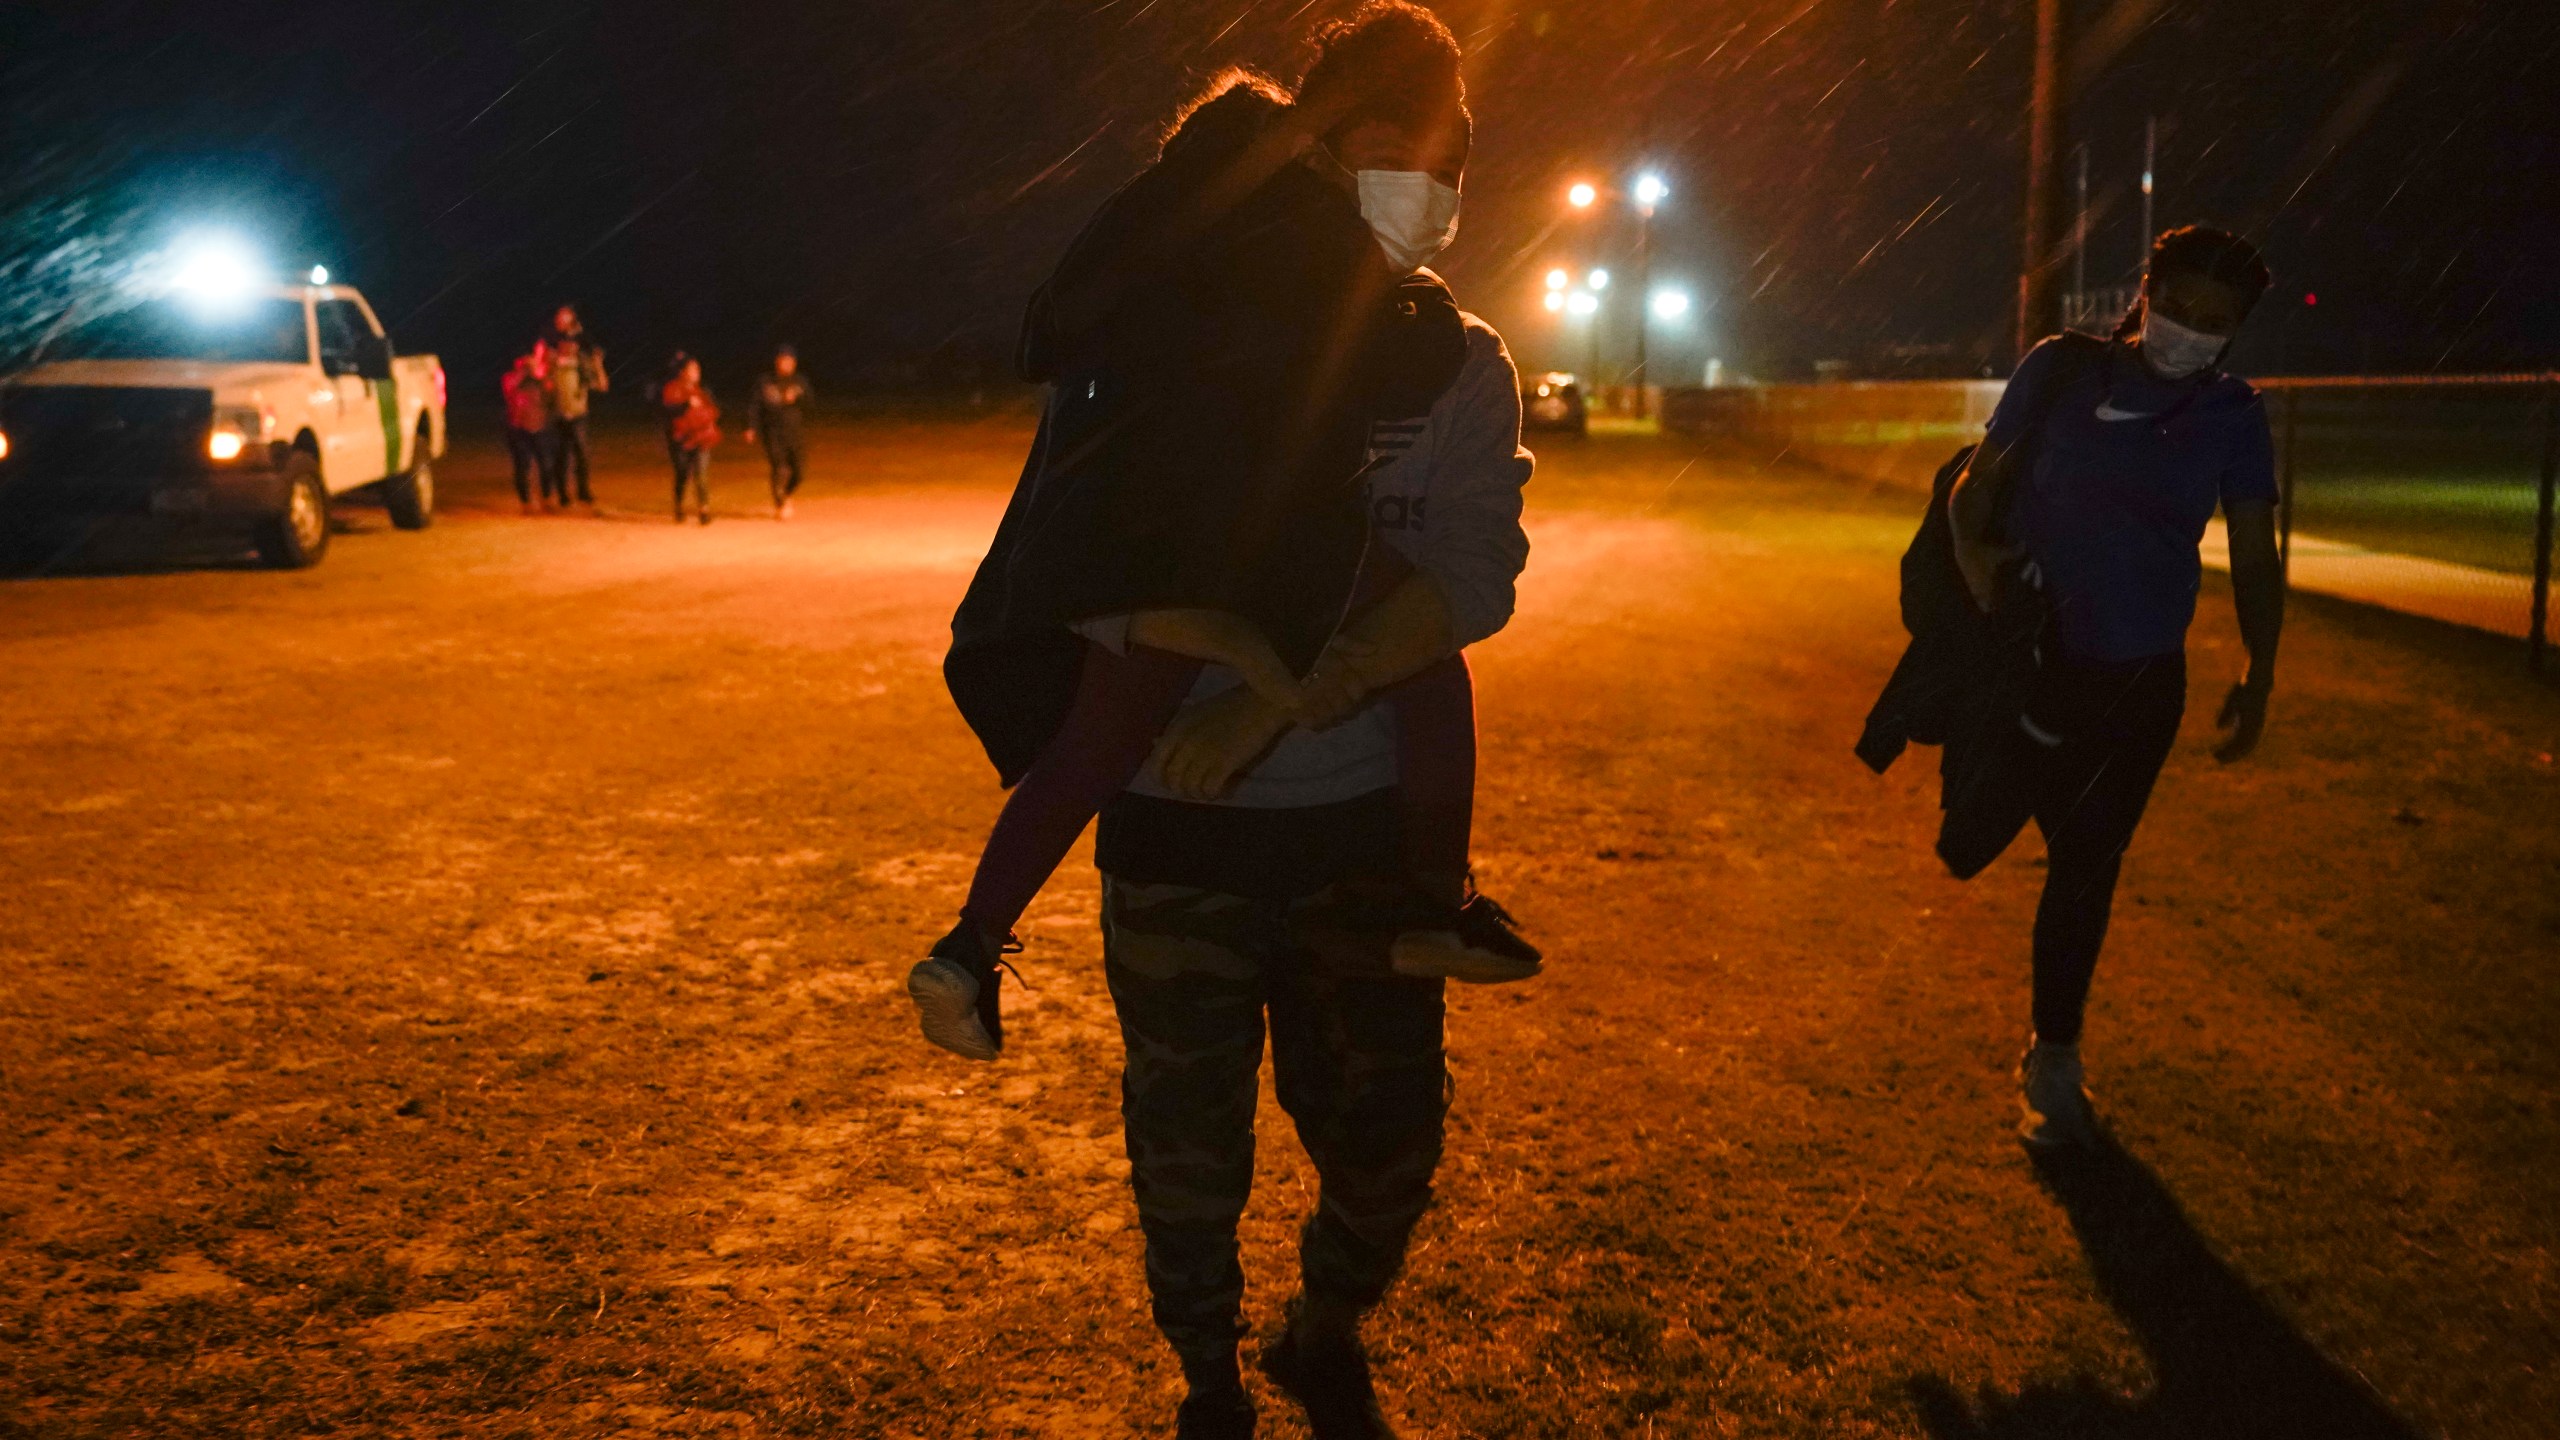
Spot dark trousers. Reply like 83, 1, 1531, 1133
668, 445, 709, 516
762, 431, 804, 505
504, 428, 552, 505
2008, 651, 2188, 1045
546, 416, 592, 504
1101, 876, 1448, 1358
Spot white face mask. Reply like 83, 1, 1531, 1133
2139, 307, 2229, 380
1353, 170, 1461, 273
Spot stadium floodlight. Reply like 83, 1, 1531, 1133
1566, 291, 1600, 317
1542, 290, 1566, 313
1567, 182, 1598, 209
1545, 267, 1570, 291
1651, 288, 1692, 321
1634, 173, 1669, 208
1587, 268, 1610, 291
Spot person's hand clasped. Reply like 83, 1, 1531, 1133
1295, 637, 1378, 730
2213, 679, 2270, 763
1151, 688, 1293, 801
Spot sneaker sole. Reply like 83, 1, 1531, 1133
907, 960, 998, 1061
2018, 1118, 2098, 1150
1389, 933, 1542, 985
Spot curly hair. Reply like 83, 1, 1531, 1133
1160, 65, 1293, 153
1297, 1, 1464, 134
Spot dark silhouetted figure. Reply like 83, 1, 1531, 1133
744, 345, 811, 519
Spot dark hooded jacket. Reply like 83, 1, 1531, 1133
1856, 331, 2102, 877
946, 83, 1468, 784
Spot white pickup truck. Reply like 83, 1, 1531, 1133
0, 281, 446, 568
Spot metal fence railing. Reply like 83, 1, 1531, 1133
1662, 369, 2560, 674
2253, 374, 2560, 673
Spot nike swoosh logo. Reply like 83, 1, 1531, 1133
2094, 402, 2158, 421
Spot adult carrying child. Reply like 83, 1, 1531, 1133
925, 13, 1525, 1069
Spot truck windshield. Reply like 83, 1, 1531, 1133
49, 297, 308, 365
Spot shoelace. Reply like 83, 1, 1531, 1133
991, 932, 1027, 990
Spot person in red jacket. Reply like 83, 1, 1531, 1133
657, 353, 721, 525
500, 339, 554, 513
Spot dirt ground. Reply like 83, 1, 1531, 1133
2, 413, 2554, 1439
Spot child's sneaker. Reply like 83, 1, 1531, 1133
1390, 892, 1541, 984
906, 921, 1020, 1061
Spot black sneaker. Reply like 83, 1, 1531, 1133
1173, 1384, 1256, 1439
905, 920, 1020, 1062
1390, 891, 1541, 984
1260, 1328, 1396, 1440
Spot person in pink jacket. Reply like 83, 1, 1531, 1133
499, 339, 554, 513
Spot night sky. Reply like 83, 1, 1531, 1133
4, 0, 2553, 394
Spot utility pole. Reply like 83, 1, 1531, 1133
2016, 0, 2069, 359
2072, 142, 2090, 322
2140, 114, 2157, 259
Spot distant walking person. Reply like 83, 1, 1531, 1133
1869, 226, 2284, 1149
501, 339, 554, 513
743, 345, 811, 519
657, 354, 720, 525
543, 305, 609, 510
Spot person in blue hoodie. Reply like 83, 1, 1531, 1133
1948, 226, 2286, 1150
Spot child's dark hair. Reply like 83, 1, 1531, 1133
1298, 1, 1464, 134
1162, 66, 1293, 153
2111, 225, 2273, 341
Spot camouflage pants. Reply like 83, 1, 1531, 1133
1101, 877, 1449, 1358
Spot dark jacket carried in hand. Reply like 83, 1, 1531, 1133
1857, 331, 2101, 876
945, 83, 1468, 785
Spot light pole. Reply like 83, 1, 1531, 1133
2072, 142, 2089, 321
2141, 113, 2157, 259
1632, 173, 1666, 417
1563, 173, 1672, 412
1566, 287, 1601, 382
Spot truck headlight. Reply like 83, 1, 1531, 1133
206, 405, 273, 462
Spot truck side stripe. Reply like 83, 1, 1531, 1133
376, 377, 403, 473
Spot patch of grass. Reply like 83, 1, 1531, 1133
311, 1252, 409, 1318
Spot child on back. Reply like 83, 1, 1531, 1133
500, 340, 553, 514
657, 354, 719, 525
912, 23, 1535, 1065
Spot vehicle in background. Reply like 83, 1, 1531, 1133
1522, 371, 1587, 437
0, 282, 446, 569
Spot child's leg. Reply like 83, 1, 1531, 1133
1381, 654, 1475, 907
960, 642, 1203, 940
507, 432, 535, 504
1333, 542, 1473, 904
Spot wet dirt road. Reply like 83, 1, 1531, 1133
3, 414, 2554, 1438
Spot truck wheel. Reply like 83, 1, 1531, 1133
384, 425, 434, 531
255, 455, 331, 569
